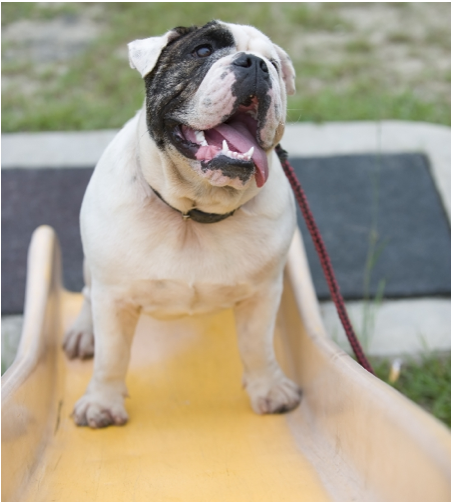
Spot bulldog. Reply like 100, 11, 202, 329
63, 20, 301, 428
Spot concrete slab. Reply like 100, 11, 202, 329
1, 121, 450, 361
320, 298, 451, 357
281, 121, 450, 357
2, 121, 450, 217
1, 129, 117, 169
282, 121, 451, 218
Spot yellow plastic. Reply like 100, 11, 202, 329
2, 226, 450, 502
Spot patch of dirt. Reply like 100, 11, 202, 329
3, 16, 102, 66
2, 11, 104, 97
290, 3, 450, 103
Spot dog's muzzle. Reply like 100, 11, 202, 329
167, 53, 275, 188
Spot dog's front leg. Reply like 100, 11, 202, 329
234, 279, 302, 414
72, 289, 139, 428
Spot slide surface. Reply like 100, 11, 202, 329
2, 226, 450, 502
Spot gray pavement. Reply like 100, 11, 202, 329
2, 121, 451, 367
321, 298, 450, 357
3, 121, 450, 218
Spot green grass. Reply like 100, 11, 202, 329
287, 88, 449, 125
387, 31, 415, 45
345, 38, 374, 54
2, 2, 450, 132
373, 354, 451, 427
1, 2, 85, 25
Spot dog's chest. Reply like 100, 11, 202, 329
115, 219, 277, 318
132, 276, 254, 319
96, 201, 285, 319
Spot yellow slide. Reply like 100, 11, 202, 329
2, 226, 450, 502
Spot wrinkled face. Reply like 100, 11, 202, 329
136, 21, 295, 190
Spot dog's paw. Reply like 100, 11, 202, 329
245, 374, 302, 415
72, 391, 128, 428
63, 323, 94, 359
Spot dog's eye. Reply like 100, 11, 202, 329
193, 45, 212, 58
270, 60, 279, 72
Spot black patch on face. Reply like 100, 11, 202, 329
229, 53, 272, 140
201, 155, 255, 184
171, 25, 199, 38
169, 126, 198, 160
143, 21, 235, 150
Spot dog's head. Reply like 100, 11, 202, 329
129, 21, 295, 190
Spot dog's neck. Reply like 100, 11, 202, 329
135, 107, 263, 216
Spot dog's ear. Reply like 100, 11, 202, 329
128, 26, 198, 78
128, 31, 173, 77
127, 30, 178, 78
273, 44, 296, 95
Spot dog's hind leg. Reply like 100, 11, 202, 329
63, 258, 95, 359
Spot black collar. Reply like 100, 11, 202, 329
150, 186, 238, 224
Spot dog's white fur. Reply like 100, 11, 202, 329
64, 22, 301, 428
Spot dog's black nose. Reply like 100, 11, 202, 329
233, 53, 269, 78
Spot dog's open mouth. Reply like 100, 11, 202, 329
170, 98, 269, 188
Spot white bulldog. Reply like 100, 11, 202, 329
64, 20, 301, 428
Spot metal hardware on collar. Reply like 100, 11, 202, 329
150, 186, 237, 224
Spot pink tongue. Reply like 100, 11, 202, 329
211, 121, 269, 188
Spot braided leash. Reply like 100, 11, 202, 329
275, 144, 375, 375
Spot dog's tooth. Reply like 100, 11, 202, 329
245, 146, 254, 158
195, 130, 208, 146
222, 140, 229, 153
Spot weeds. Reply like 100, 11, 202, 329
373, 354, 451, 427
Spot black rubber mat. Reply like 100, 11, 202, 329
2, 153, 450, 314
292, 153, 450, 300
2, 168, 93, 314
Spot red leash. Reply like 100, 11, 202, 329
275, 144, 375, 375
